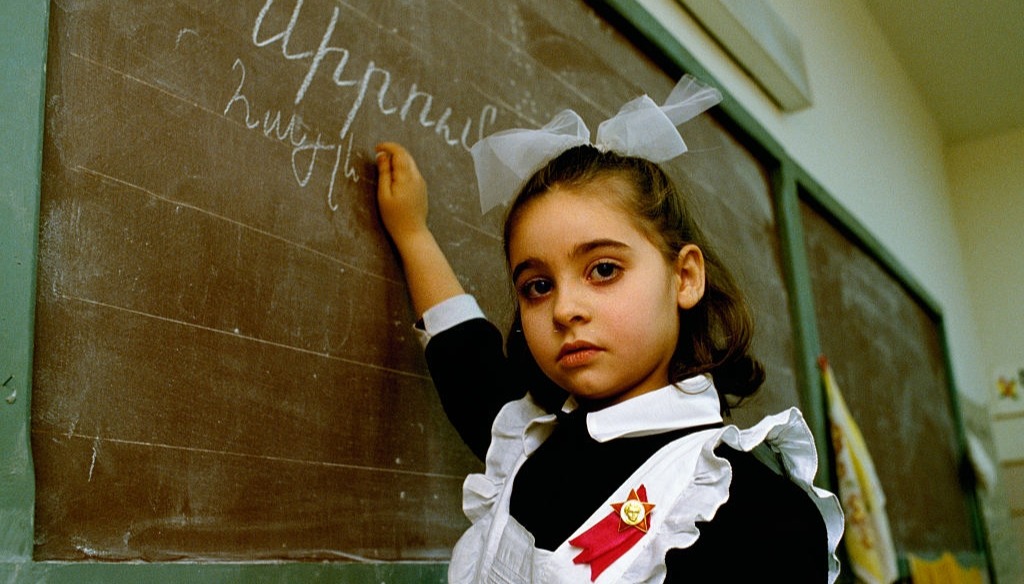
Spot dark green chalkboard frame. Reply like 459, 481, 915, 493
0, 0, 992, 581
1, 0, 49, 574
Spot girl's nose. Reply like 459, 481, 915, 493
552, 284, 590, 328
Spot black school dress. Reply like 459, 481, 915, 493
421, 303, 841, 582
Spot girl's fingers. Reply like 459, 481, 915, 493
375, 142, 425, 210
376, 151, 391, 176
377, 142, 416, 179
377, 141, 406, 158
376, 151, 393, 198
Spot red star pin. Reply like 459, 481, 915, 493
570, 485, 657, 580
611, 487, 656, 533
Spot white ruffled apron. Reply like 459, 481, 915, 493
448, 397, 843, 584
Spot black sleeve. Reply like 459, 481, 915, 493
423, 318, 525, 461
664, 446, 828, 582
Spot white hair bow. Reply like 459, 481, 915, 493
470, 75, 723, 214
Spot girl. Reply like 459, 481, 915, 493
375, 77, 843, 583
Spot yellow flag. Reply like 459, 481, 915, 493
821, 357, 898, 584
907, 552, 983, 584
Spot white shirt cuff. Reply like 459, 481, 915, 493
414, 294, 486, 347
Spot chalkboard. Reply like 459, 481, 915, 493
800, 196, 975, 554
32, 0, 798, 561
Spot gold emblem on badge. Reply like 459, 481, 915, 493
619, 499, 646, 526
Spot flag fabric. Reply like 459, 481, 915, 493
907, 552, 984, 584
820, 356, 899, 584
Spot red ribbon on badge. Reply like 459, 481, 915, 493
570, 485, 655, 581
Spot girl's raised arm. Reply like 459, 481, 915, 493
375, 142, 465, 317
376, 143, 517, 460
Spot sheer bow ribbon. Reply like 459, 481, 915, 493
470, 75, 722, 214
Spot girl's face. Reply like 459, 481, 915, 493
507, 179, 705, 406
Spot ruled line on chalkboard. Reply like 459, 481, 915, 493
450, 215, 501, 242
60, 292, 431, 382
74, 164, 401, 286
32, 428, 465, 481
461, 80, 542, 130
70, 51, 223, 120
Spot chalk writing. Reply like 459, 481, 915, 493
224, 58, 357, 211
220, 0, 499, 212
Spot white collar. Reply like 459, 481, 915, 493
562, 376, 724, 443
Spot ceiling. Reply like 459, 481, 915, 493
860, 0, 1024, 145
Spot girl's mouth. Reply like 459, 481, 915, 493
557, 341, 601, 367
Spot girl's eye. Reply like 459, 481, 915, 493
518, 278, 553, 300
588, 261, 622, 283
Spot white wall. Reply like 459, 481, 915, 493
947, 127, 1024, 566
634, 0, 1020, 578
947, 127, 1024, 407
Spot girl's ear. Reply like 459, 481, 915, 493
675, 244, 706, 310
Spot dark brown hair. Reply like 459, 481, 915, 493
502, 145, 764, 412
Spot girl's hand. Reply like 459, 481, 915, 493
374, 141, 465, 316
375, 142, 429, 246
